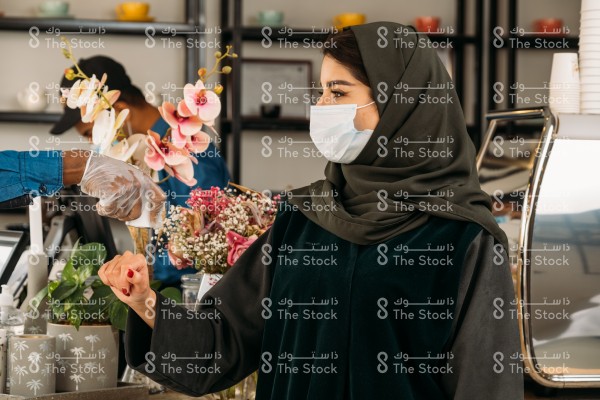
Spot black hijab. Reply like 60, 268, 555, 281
288, 21, 508, 251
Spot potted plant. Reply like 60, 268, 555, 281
30, 241, 180, 392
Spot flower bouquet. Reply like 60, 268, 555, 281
158, 184, 279, 277
156, 184, 278, 400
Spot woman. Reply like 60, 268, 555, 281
99, 22, 523, 399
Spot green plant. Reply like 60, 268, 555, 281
31, 241, 181, 331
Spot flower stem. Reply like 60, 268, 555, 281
202, 45, 236, 82
157, 175, 170, 184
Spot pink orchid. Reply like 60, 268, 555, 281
144, 129, 190, 171
159, 101, 203, 148
226, 231, 257, 266
164, 158, 197, 187
186, 131, 211, 153
182, 81, 221, 125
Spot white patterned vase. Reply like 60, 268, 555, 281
46, 323, 119, 392
7, 334, 55, 396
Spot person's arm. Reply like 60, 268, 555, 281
0, 149, 166, 222
124, 212, 287, 396
0, 150, 64, 208
0, 149, 88, 206
440, 230, 524, 399
62, 150, 88, 185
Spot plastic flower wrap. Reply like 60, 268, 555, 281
58, 37, 236, 186
157, 185, 280, 274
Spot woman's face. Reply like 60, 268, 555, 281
317, 55, 380, 131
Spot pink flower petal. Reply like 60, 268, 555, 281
226, 231, 257, 265
197, 90, 221, 122
159, 102, 179, 130
170, 127, 187, 149
183, 83, 201, 116
165, 161, 197, 187
177, 100, 194, 118
144, 141, 166, 170
167, 245, 193, 270
179, 116, 203, 136
186, 132, 211, 153
163, 143, 191, 165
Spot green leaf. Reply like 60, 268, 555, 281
68, 304, 83, 330
90, 284, 113, 299
60, 258, 76, 282
47, 280, 60, 296
160, 287, 182, 304
109, 301, 128, 331
52, 281, 78, 300
91, 278, 105, 288
149, 280, 162, 290
76, 263, 95, 285
72, 242, 106, 272
62, 287, 85, 315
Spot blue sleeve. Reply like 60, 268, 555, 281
0, 150, 63, 204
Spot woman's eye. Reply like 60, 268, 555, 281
332, 91, 344, 97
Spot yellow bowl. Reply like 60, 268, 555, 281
333, 13, 366, 30
116, 2, 150, 18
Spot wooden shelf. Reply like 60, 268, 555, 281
0, 17, 199, 36
0, 111, 61, 123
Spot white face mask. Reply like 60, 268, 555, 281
309, 101, 375, 163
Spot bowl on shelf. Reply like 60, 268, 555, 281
414, 16, 441, 33
332, 13, 366, 30
38, 0, 69, 18
115, 2, 154, 22
258, 10, 284, 27
532, 18, 563, 35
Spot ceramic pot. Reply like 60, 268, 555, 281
7, 334, 55, 396
46, 322, 119, 392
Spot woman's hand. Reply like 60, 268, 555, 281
98, 251, 156, 321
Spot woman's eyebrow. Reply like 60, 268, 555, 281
322, 80, 355, 88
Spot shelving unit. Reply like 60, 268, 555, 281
0, 0, 205, 124
487, 0, 580, 115
219, 0, 485, 182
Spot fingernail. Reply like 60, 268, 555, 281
127, 269, 134, 278
122, 288, 129, 296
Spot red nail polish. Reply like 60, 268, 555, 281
127, 269, 134, 278
122, 288, 129, 296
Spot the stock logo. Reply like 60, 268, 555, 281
492, 27, 504, 48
